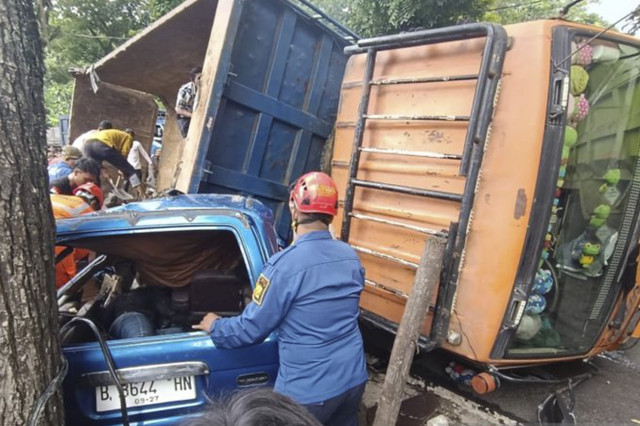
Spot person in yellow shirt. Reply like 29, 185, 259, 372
52, 182, 103, 288
83, 128, 143, 194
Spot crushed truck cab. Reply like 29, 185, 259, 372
57, 194, 280, 425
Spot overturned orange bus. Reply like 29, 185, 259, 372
331, 20, 640, 370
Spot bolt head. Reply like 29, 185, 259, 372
447, 330, 462, 346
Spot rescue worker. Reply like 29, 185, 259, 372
49, 157, 101, 195
83, 128, 144, 197
48, 145, 83, 181
52, 182, 103, 288
195, 172, 368, 426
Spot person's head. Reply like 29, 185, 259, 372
73, 182, 103, 211
289, 171, 338, 234
125, 128, 135, 138
98, 120, 113, 131
190, 66, 202, 82
182, 388, 321, 426
61, 145, 82, 167
69, 158, 101, 187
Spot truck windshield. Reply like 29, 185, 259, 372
508, 33, 640, 356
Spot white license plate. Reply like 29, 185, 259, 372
95, 376, 196, 412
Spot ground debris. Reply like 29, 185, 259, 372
362, 371, 518, 426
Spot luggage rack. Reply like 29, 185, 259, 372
340, 23, 508, 347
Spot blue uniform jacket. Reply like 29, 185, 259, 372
211, 230, 368, 404
48, 161, 73, 181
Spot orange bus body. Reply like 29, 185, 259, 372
332, 20, 640, 366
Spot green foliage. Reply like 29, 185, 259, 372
149, 0, 185, 21
44, 81, 74, 126
46, 0, 151, 72
313, 0, 492, 37
624, 4, 640, 34
312, 0, 611, 37
482, 0, 609, 26
44, 0, 182, 125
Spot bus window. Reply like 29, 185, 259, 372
508, 35, 640, 357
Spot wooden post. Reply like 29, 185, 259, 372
372, 236, 446, 426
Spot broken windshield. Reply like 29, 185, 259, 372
508, 31, 640, 357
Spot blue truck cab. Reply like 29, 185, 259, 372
57, 194, 281, 425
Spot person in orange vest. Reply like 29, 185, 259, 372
52, 182, 104, 288
49, 157, 101, 196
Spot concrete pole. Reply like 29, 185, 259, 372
372, 236, 446, 426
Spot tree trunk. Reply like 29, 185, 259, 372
0, 0, 64, 424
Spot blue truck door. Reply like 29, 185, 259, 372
183, 0, 351, 240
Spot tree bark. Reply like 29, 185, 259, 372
0, 0, 64, 424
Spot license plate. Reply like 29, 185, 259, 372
95, 376, 196, 412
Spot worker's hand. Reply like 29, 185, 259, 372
193, 312, 220, 332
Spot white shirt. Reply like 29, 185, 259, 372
127, 140, 153, 170
72, 129, 97, 154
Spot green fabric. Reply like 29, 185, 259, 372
593, 204, 611, 219
564, 126, 578, 147
570, 65, 589, 95
603, 169, 621, 184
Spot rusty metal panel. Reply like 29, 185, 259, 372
69, 77, 157, 154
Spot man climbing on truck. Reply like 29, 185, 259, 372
175, 66, 202, 138
195, 172, 368, 426
83, 128, 144, 197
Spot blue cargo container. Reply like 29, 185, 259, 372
68, 0, 355, 240
177, 0, 354, 240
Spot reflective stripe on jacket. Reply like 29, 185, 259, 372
51, 194, 94, 218
52, 194, 94, 288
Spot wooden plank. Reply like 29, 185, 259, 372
372, 236, 446, 426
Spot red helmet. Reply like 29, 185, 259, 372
73, 182, 104, 209
290, 172, 339, 216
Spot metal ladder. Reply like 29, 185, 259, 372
340, 23, 508, 346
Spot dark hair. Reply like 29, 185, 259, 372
190, 66, 202, 80
300, 212, 333, 226
181, 388, 321, 426
125, 128, 135, 137
73, 158, 101, 178
98, 120, 113, 130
